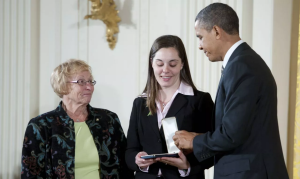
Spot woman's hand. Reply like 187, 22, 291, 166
155, 151, 190, 169
135, 151, 156, 169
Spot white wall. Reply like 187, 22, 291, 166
0, 0, 293, 178
0, 0, 39, 178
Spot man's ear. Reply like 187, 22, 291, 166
213, 25, 222, 40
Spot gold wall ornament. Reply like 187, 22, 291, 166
85, 0, 121, 50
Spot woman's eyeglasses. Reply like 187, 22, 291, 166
68, 80, 96, 86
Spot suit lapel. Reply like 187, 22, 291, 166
216, 42, 250, 107
159, 94, 187, 152
212, 42, 250, 130
227, 42, 250, 65
213, 77, 223, 130
215, 77, 222, 100
165, 94, 187, 129
142, 107, 161, 139
143, 94, 188, 140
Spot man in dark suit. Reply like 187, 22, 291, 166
173, 3, 289, 179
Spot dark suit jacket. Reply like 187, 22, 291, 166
21, 102, 134, 179
125, 90, 214, 179
193, 43, 289, 179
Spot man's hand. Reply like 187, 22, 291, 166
173, 130, 201, 154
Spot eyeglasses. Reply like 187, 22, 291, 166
68, 79, 96, 86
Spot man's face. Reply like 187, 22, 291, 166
195, 20, 222, 62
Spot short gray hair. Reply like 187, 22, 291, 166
50, 59, 93, 98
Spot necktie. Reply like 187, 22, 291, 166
221, 66, 225, 77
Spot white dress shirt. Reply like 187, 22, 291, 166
223, 39, 244, 68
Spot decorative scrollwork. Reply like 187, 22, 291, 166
85, 0, 121, 50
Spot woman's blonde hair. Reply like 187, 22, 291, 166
50, 59, 93, 98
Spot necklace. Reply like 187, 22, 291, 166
160, 99, 170, 109
162, 102, 167, 108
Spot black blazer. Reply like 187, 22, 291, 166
193, 43, 289, 179
125, 90, 214, 179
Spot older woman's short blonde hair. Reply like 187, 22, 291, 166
50, 59, 93, 98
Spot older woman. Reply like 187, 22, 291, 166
125, 35, 214, 179
21, 59, 133, 179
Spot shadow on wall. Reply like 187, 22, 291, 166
14, 165, 21, 179
115, 0, 136, 28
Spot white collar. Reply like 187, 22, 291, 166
140, 81, 194, 97
223, 39, 244, 68
177, 81, 194, 96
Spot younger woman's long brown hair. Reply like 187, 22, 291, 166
142, 35, 197, 115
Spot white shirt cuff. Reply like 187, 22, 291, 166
139, 166, 149, 173
178, 166, 191, 177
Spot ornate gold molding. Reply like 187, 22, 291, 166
85, 0, 121, 50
